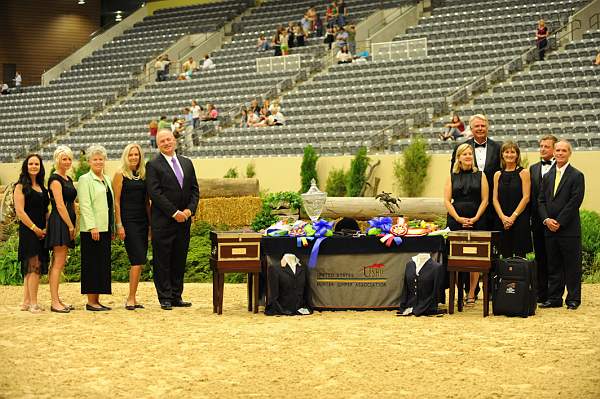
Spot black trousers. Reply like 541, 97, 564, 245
151, 222, 191, 303
545, 235, 582, 305
531, 220, 548, 302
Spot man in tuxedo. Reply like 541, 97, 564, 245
146, 129, 200, 310
538, 140, 585, 310
529, 134, 557, 303
450, 114, 502, 229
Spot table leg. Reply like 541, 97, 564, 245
212, 268, 217, 313
448, 271, 455, 315
457, 272, 464, 312
483, 271, 489, 317
247, 272, 253, 312
218, 271, 224, 315
253, 272, 259, 314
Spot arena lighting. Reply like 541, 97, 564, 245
78, 0, 85, 4
115, 11, 122, 21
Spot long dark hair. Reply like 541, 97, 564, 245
18, 154, 46, 196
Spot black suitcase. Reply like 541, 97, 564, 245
492, 257, 537, 317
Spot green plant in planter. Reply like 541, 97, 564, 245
251, 192, 303, 231
73, 153, 90, 181
580, 210, 600, 282
325, 167, 348, 197
246, 162, 256, 178
393, 136, 431, 197
224, 167, 239, 178
0, 234, 22, 285
346, 147, 369, 197
300, 145, 319, 193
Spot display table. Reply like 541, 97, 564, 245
262, 236, 445, 310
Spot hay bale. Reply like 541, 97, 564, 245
195, 196, 262, 227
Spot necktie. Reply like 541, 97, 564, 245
474, 142, 486, 148
541, 159, 552, 166
553, 169, 562, 195
171, 157, 184, 188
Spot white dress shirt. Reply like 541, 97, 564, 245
541, 158, 555, 177
473, 140, 487, 170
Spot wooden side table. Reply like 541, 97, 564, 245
447, 231, 499, 317
210, 231, 262, 315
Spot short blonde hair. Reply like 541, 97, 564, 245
86, 145, 107, 161
453, 143, 479, 174
469, 114, 488, 127
120, 143, 146, 180
53, 145, 73, 170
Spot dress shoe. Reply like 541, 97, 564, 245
172, 300, 192, 307
539, 301, 562, 308
98, 303, 112, 310
125, 303, 136, 311
50, 306, 70, 314
134, 304, 145, 309
160, 302, 172, 310
566, 301, 579, 310
86, 304, 109, 312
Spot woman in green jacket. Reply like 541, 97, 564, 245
77, 145, 115, 311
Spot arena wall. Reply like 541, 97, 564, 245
146, 0, 222, 15
1, 151, 598, 213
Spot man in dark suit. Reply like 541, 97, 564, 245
538, 140, 585, 310
147, 129, 200, 310
529, 134, 557, 303
450, 114, 502, 229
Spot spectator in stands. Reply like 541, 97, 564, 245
155, 55, 170, 82
240, 107, 248, 128
190, 100, 202, 128
324, 26, 335, 50
280, 28, 290, 56
307, 6, 317, 31
15, 154, 49, 314
249, 99, 261, 116
336, 26, 349, 48
346, 24, 356, 55
594, 52, 600, 65
314, 10, 324, 37
1, 81, 9, 95
301, 13, 312, 37
149, 119, 158, 149
182, 107, 193, 128
326, 2, 338, 28
182, 57, 197, 73
248, 111, 265, 127
257, 34, 270, 52
113, 143, 149, 311
268, 105, 285, 126
162, 55, 171, 78
13, 71, 22, 91
272, 28, 282, 56
157, 115, 170, 131
202, 103, 219, 121
287, 22, 296, 49
336, 45, 353, 64
46, 146, 77, 313
294, 24, 306, 47
337, 0, 349, 27
492, 141, 532, 258
536, 19, 549, 61
171, 117, 185, 138
202, 54, 215, 71
444, 143, 489, 306
77, 145, 114, 312
439, 114, 466, 141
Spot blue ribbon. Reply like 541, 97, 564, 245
296, 236, 314, 247
307, 219, 333, 268
368, 217, 393, 234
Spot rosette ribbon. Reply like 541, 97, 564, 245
308, 219, 334, 268
366, 217, 393, 236
380, 233, 403, 247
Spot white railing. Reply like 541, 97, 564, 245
371, 37, 427, 62
256, 54, 302, 73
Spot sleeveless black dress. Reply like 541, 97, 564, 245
495, 167, 532, 257
18, 186, 50, 276
120, 176, 148, 265
446, 170, 487, 231
45, 174, 77, 249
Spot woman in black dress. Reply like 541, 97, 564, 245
113, 143, 149, 310
493, 141, 532, 258
444, 143, 489, 305
15, 154, 49, 313
77, 145, 114, 311
46, 145, 77, 313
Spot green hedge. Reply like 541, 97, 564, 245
0, 220, 245, 285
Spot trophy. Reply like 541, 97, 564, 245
301, 179, 327, 222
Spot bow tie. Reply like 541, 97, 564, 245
541, 159, 553, 166
473, 142, 486, 148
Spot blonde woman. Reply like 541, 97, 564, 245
444, 143, 489, 306
113, 144, 150, 310
45, 146, 77, 313
77, 145, 114, 311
